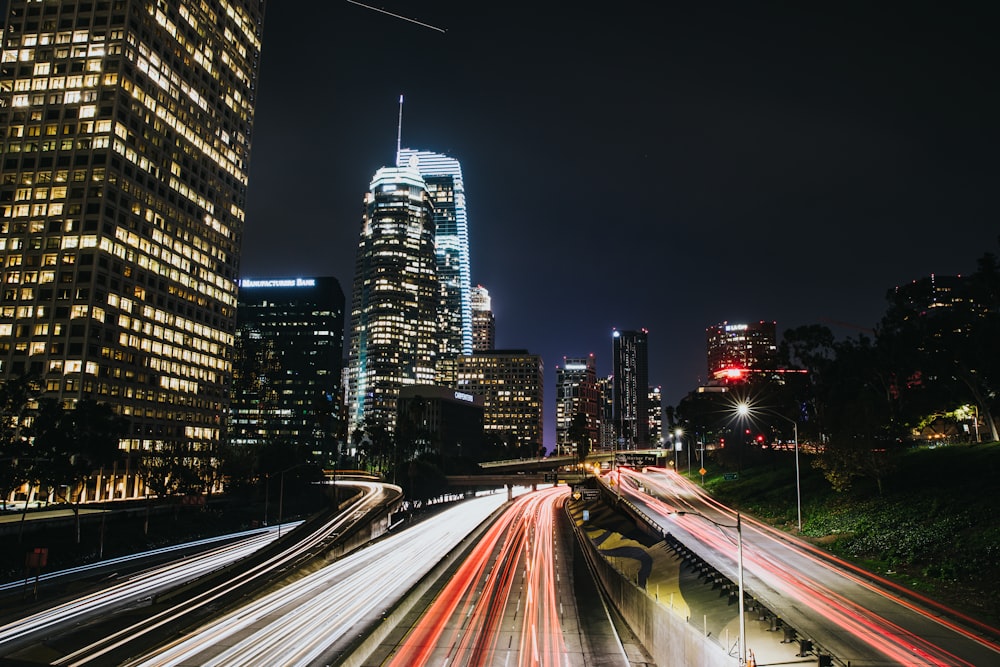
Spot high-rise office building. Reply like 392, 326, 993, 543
347, 161, 438, 437
612, 328, 649, 448
471, 284, 494, 352
455, 350, 543, 454
396, 148, 471, 362
706, 321, 777, 381
0, 2, 264, 461
555, 354, 599, 455
596, 375, 615, 450
647, 385, 663, 445
230, 277, 345, 463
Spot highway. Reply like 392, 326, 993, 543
610, 466, 1000, 667
381, 485, 625, 666
0, 522, 300, 658
0, 480, 389, 665
124, 490, 512, 667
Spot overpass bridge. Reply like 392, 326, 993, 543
475, 449, 666, 475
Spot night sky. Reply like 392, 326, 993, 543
238, 2, 997, 448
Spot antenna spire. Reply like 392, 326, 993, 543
396, 94, 404, 166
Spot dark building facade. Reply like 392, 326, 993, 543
231, 277, 345, 464
396, 384, 484, 462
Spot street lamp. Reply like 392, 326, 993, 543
674, 428, 684, 473
737, 402, 801, 532
676, 510, 746, 666
277, 462, 317, 537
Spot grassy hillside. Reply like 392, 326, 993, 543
703, 441, 1000, 626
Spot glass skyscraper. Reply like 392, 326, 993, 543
395, 148, 471, 361
231, 277, 345, 463
347, 161, 438, 437
0, 2, 264, 465
612, 328, 650, 448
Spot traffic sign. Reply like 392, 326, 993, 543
699, 467, 707, 476
723, 473, 739, 481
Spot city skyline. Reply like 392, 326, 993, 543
238, 2, 997, 447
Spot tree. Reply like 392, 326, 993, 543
879, 257, 1000, 442
0, 374, 39, 510
29, 398, 126, 543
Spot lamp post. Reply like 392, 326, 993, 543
677, 510, 746, 666
737, 402, 801, 532
277, 462, 315, 537
674, 428, 684, 474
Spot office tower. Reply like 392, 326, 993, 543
396, 384, 484, 461
230, 277, 345, 463
555, 354, 599, 456
396, 148, 471, 362
647, 386, 663, 445
347, 161, 438, 437
455, 350, 543, 454
706, 321, 777, 381
471, 284, 495, 352
0, 2, 264, 463
612, 329, 649, 448
596, 375, 615, 450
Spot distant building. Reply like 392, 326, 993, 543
555, 355, 599, 456
596, 375, 615, 450
647, 386, 663, 445
892, 274, 985, 321
455, 350, 544, 454
396, 384, 484, 460
471, 284, 495, 352
612, 329, 650, 448
347, 162, 438, 436
706, 321, 777, 381
231, 278, 345, 463
396, 149, 472, 362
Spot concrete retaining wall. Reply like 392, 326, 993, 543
571, 507, 737, 667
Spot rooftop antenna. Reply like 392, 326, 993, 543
396, 93, 403, 167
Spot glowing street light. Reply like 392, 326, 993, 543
676, 510, 747, 665
737, 402, 801, 532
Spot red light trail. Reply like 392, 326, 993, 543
387, 485, 571, 667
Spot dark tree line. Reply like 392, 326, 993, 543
676, 248, 1000, 493
0, 375, 127, 541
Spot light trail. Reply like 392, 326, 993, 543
387, 486, 570, 667
614, 467, 1000, 666
0, 524, 297, 647
55, 481, 388, 666
345, 1, 446, 33
126, 491, 510, 667
0, 524, 298, 594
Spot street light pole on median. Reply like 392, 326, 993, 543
677, 510, 746, 666
277, 462, 315, 538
